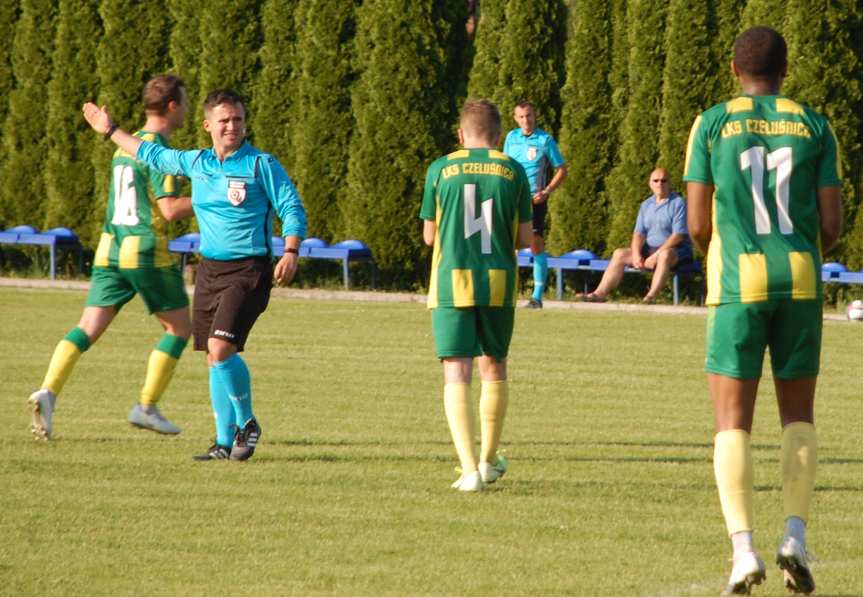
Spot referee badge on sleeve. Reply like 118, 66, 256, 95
227, 180, 247, 206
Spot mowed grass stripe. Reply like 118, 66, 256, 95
1, 288, 861, 595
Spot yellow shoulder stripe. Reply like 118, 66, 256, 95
726, 97, 753, 113
775, 98, 804, 115
447, 150, 469, 160
488, 150, 509, 161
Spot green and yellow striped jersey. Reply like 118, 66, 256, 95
420, 148, 532, 308
94, 131, 181, 269
683, 95, 842, 305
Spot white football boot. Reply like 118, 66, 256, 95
451, 470, 486, 492
478, 455, 508, 484
722, 551, 766, 596
128, 404, 181, 435
28, 389, 57, 441
776, 535, 815, 594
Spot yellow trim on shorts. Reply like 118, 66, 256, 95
789, 251, 816, 300
94, 233, 112, 267
738, 253, 767, 303
119, 236, 141, 269
488, 269, 506, 306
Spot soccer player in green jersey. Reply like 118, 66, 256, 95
420, 99, 533, 491
29, 75, 194, 440
684, 28, 843, 595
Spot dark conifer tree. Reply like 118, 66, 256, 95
497, 0, 567, 134
292, 0, 358, 241
168, 0, 202, 151
253, 0, 298, 173
43, 0, 102, 245
344, 0, 465, 284
466, 0, 508, 109
0, 0, 56, 227
91, 0, 171, 242
658, 0, 715, 184
784, 0, 863, 266
197, 0, 263, 146
604, 0, 669, 253
548, 0, 614, 254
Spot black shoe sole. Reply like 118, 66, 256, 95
777, 555, 815, 594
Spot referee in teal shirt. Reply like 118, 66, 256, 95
503, 101, 567, 308
84, 90, 306, 462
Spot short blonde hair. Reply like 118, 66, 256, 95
460, 99, 501, 143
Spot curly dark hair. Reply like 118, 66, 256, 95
733, 27, 787, 78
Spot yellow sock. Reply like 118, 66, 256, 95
140, 351, 178, 406
714, 429, 754, 535
41, 328, 91, 395
443, 382, 477, 474
479, 380, 508, 464
140, 334, 187, 406
782, 422, 817, 522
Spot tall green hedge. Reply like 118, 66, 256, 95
497, 0, 567, 134
0, 0, 56, 229
168, 0, 202, 152
253, 0, 298, 173
197, 0, 262, 146
0, 2, 19, 226
344, 0, 464, 285
43, 0, 101, 245
784, 0, 863, 266
91, 0, 171, 245
657, 0, 715, 185
466, 0, 508, 110
292, 0, 358, 241
604, 0, 668, 253
2, 2, 863, 286
711, 0, 747, 101
740, 0, 788, 31
548, 0, 614, 254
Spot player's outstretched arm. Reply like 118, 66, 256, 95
156, 196, 194, 222
82, 102, 143, 157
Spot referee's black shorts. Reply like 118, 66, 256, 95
193, 257, 273, 352
532, 200, 548, 236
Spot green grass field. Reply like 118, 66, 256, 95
2, 287, 862, 596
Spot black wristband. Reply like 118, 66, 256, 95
104, 123, 118, 140
284, 247, 299, 255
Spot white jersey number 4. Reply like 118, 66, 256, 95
463, 183, 493, 254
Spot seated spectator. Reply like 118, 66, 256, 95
580, 168, 692, 303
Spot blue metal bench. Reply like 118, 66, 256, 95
0, 225, 83, 279
821, 262, 863, 285
169, 234, 375, 289
519, 248, 702, 304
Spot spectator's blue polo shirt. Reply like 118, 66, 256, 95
634, 191, 691, 252
137, 141, 307, 260
503, 127, 565, 193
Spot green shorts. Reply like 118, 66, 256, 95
705, 299, 822, 380
431, 306, 515, 361
86, 265, 189, 314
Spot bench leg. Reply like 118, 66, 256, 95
343, 258, 349, 289
673, 274, 679, 305
50, 246, 56, 280
556, 267, 563, 300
